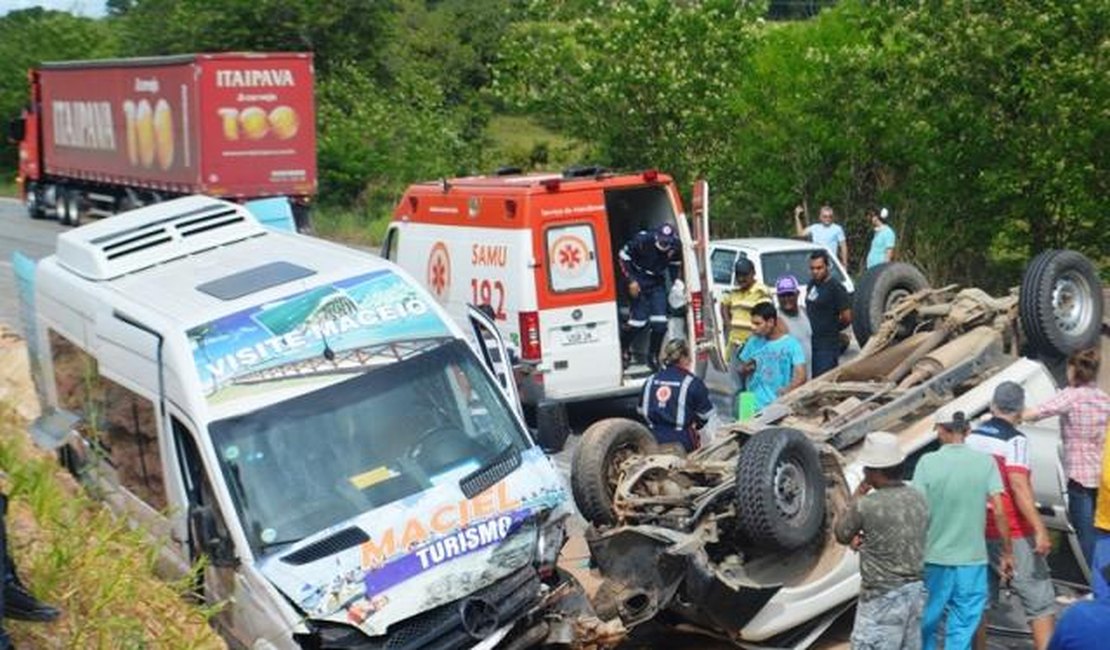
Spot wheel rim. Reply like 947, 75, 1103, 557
1051, 271, 1093, 337
884, 287, 911, 313
604, 443, 639, 495
773, 457, 807, 520
67, 195, 81, 225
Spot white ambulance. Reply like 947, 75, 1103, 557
384, 168, 710, 449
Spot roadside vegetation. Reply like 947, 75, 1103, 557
0, 0, 1104, 286
0, 335, 224, 648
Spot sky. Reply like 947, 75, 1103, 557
0, 0, 106, 17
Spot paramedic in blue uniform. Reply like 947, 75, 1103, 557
639, 338, 715, 452
619, 223, 681, 370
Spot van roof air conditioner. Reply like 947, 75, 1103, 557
55, 196, 268, 281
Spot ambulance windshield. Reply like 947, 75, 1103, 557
208, 339, 528, 555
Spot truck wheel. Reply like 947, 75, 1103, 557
853, 262, 930, 347
65, 191, 83, 226
735, 427, 825, 551
54, 188, 70, 225
1020, 250, 1103, 359
535, 401, 571, 452
25, 183, 45, 219
571, 418, 656, 527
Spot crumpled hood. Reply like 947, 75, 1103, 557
258, 447, 567, 637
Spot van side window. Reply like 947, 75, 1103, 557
545, 223, 601, 293
48, 329, 167, 510
710, 249, 738, 285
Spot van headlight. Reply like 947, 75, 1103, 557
534, 518, 566, 580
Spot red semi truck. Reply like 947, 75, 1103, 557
9, 52, 317, 228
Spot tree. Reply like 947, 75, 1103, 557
0, 8, 119, 168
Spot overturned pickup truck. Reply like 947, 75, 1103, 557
570, 250, 1103, 647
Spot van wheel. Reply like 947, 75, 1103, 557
535, 401, 571, 452
1020, 250, 1103, 359
853, 262, 930, 348
734, 428, 825, 551
571, 418, 655, 527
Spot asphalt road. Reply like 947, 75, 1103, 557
0, 198, 65, 334
0, 197, 1038, 649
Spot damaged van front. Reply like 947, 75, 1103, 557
188, 277, 606, 649
25, 197, 611, 650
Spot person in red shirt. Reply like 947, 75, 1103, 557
967, 381, 1055, 650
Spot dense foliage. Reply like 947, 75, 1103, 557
0, 0, 1105, 285
496, 0, 1109, 285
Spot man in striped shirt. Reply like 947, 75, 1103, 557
968, 381, 1055, 650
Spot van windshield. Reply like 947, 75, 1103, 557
208, 339, 528, 555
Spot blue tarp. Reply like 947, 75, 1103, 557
244, 196, 296, 232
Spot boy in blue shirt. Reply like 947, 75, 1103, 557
737, 302, 806, 410
866, 207, 896, 269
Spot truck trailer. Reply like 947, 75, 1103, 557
9, 52, 317, 228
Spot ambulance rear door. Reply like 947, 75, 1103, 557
691, 179, 726, 371
533, 194, 621, 400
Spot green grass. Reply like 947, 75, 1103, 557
312, 203, 391, 249
0, 405, 226, 649
0, 174, 18, 199
484, 115, 591, 171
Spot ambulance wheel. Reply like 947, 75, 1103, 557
734, 427, 825, 551
535, 401, 571, 452
571, 418, 655, 527
853, 262, 930, 347
1020, 250, 1103, 359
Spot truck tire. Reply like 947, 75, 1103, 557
25, 183, 45, 219
1019, 250, 1103, 359
571, 418, 656, 527
65, 190, 83, 226
853, 262, 930, 347
734, 427, 825, 551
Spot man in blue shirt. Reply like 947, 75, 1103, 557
1048, 563, 1110, 649
866, 207, 896, 269
640, 338, 714, 451
738, 302, 807, 410
618, 223, 681, 370
795, 204, 848, 269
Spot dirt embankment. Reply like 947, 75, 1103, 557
0, 329, 226, 649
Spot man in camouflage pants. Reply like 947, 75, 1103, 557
834, 432, 928, 649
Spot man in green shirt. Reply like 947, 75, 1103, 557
914, 411, 1014, 650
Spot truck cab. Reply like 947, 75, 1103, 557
23, 196, 594, 649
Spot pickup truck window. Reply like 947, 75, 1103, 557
710, 249, 737, 285
762, 250, 846, 287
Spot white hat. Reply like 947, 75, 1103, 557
858, 431, 905, 469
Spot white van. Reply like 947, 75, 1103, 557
21, 196, 595, 649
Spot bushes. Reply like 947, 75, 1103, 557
495, 0, 1109, 287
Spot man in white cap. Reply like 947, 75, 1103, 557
834, 431, 929, 650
